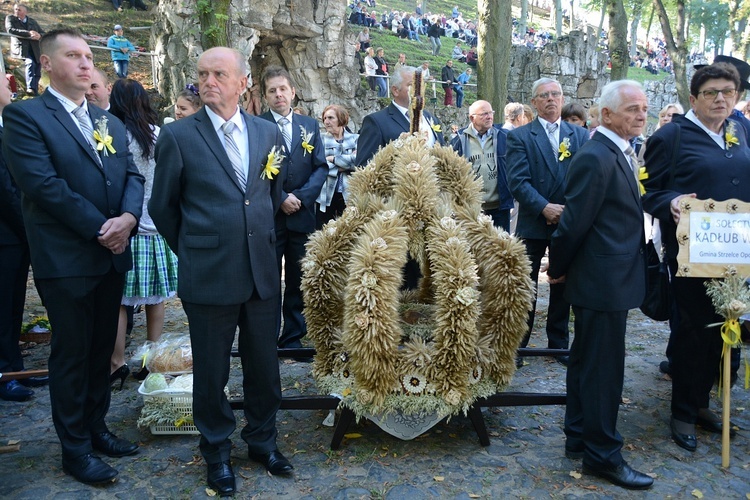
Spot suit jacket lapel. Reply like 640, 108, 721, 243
531, 119, 558, 175
594, 132, 641, 204
194, 108, 246, 192
88, 105, 109, 171
242, 110, 261, 191
389, 103, 409, 133
44, 92, 103, 171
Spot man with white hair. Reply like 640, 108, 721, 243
547, 80, 652, 490
502, 102, 527, 130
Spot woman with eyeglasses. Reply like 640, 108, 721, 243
642, 63, 750, 453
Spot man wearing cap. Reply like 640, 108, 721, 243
107, 25, 135, 79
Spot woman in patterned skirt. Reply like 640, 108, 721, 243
108, 78, 178, 387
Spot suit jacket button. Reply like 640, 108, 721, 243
732, 178, 740, 186
248, 231, 254, 236
244, 199, 250, 205
106, 180, 111, 186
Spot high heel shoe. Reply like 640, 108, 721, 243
110, 365, 130, 390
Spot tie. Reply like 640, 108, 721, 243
278, 116, 292, 151
624, 145, 639, 174
73, 105, 102, 166
222, 121, 246, 191
546, 121, 558, 158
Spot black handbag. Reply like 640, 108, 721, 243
640, 239, 671, 321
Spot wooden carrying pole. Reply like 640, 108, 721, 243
721, 345, 731, 468
0, 369, 48, 381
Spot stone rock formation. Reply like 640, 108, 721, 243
152, 3, 608, 128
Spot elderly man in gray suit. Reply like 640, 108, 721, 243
150, 47, 293, 497
506, 77, 589, 366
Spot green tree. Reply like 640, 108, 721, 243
477, 0, 512, 116
197, 0, 231, 49
653, 0, 690, 109
608, 0, 630, 80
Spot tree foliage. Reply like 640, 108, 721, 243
477, 0, 511, 117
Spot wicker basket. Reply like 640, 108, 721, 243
138, 382, 200, 435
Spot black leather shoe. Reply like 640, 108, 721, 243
0, 380, 34, 401
659, 360, 671, 375
91, 432, 139, 458
515, 357, 524, 369
556, 355, 570, 367
696, 410, 736, 437
62, 453, 118, 485
582, 461, 654, 490
19, 375, 49, 387
207, 461, 235, 497
670, 418, 697, 452
249, 449, 293, 475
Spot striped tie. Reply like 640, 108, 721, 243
73, 105, 102, 166
278, 116, 292, 151
222, 121, 246, 192
546, 121, 558, 159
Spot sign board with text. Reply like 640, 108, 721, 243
675, 198, 750, 278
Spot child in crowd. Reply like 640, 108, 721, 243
561, 102, 587, 127
107, 25, 136, 78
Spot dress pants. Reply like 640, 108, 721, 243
37, 269, 124, 459
24, 57, 41, 95
565, 306, 627, 468
0, 243, 30, 373
519, 237, 571, 350
316, 191, 346, 230
183, 296, 281, 464
275, 226, 309, 349
443, 86, 453, 106
669, 268, 724, 423
484, 207, 510, 233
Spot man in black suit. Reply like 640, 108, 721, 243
355, 65, 445, 289
4, 29, 144, 485
506, 77, 589, 365
355, 64, 445, 167
0, 73, 48, 401
150, 48, 293, 497
259, 66, 327, 353
547, 80, 652, 490
5, 3, 45, 95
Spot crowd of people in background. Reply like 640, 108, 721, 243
3, 0, 750, 496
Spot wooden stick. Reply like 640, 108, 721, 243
0, 444, 21, 454
0, 369, 48, 381
721, 343, 731, 468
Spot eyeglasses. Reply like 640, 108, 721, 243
697, 88, 737, 100
471, 111, 495, 118
534, 91, 562, 99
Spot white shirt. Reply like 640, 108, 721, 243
205, 105, 249, 178
596, 125, 638, 174
392, 101, 436, 148
685, 109, 726, 149
537, 116, 561, 146
270, 108, 294, 147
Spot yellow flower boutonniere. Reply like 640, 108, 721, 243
427, 117, 441, 133
300, 126, 314, 156
638, 166, 649, 196
558, 137, 571, 162
725, 121, 740, 148
93, 116, 116, 156
262, 146, 284, 180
